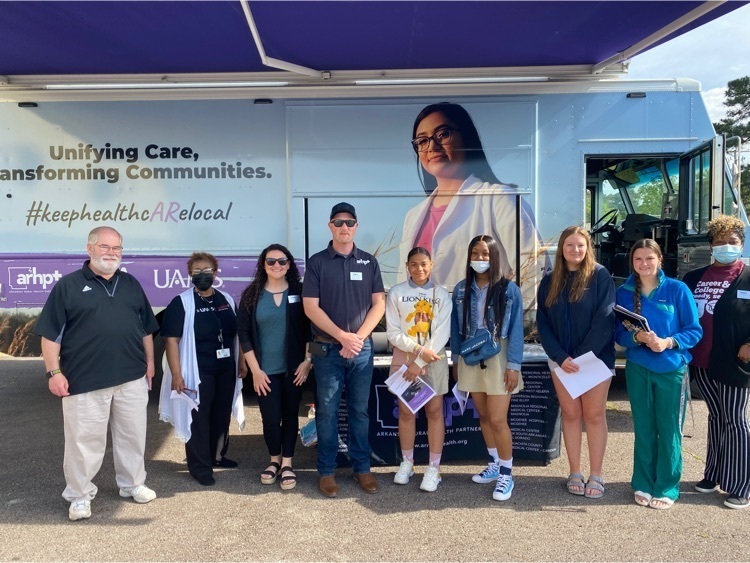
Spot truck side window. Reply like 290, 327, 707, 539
690, 150, 711, 234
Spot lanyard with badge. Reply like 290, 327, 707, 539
200, 293, 230, 359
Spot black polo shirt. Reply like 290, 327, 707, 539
35, 261, 159, 396
160, 291, 237, 373
302, 242, 384, 338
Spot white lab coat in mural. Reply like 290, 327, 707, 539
399, 175, 547, 303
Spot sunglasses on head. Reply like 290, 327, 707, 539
265, 257, 289, 266
331, 219, 356, 228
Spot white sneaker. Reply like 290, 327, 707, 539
119, 484, 156, 504
420, 465, 442, 492
393, 459, 414, 485
69, 499, 91, 521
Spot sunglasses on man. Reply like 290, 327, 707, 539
330, 219, 357, 228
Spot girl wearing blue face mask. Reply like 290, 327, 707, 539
683, 215, 750, 510
450, 235, 525, 502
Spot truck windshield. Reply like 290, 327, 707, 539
600, 158, 679, 219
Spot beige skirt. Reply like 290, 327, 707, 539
456, 338, 524, 396
390, 347, 449, 396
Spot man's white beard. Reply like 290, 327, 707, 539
91, 255, 121, 275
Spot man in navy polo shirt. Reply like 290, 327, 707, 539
36, 226, 159, 521
303, 202, 386, 497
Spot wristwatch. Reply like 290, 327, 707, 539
46, 368, 62, 379
304, 357, 312, 363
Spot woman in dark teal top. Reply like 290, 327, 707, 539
237, 244, 311, 491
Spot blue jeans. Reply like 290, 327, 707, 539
313, 339, 374, 476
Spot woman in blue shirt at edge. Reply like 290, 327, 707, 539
450, 235, 525, 502
536, 226, 615, 499
615, 238, 702, 510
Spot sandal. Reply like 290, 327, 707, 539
649, 496, 674, 510
634, 491, 653, 506
566, 473, 586, 496
260, 461, 281, 485
280, 466, 297, 491
585, 475, 605, 499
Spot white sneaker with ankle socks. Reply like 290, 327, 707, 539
420, 464, 442, 492
393, 459, 414, 485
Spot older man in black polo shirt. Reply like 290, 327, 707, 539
303, 202, 386, 497
36, 226, 159, 521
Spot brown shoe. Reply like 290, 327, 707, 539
354, 472, 379, 494
318, 475, 338, 498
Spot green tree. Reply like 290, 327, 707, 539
713, 76, 750, 214
630, 178, 665, 216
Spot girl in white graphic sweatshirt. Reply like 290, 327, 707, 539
385, 246, 452, 492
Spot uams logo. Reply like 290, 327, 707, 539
154, 269, 223, 289
9, 267, 63, 290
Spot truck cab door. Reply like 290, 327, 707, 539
676, 135, 724, 278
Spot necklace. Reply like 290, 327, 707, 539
198, 290, 215, 305
94, 276, 119, 298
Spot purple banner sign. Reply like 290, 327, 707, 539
0, 254, 273, 309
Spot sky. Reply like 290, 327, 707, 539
627, 2, 750, 123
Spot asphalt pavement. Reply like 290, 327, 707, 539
1, 358, 748, 562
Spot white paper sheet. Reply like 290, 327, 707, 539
452, 383, 470, 414
553, 351, 612, 399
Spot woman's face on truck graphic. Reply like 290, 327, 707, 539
413, 111, 466, 181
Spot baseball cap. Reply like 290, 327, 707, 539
330, 202, 357, 220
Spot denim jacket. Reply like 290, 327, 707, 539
450, 278, 524, 371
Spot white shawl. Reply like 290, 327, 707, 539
158, 288, 245, 443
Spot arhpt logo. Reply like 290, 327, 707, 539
9, 267, 63, 290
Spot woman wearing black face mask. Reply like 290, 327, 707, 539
159, 252, 245, 486
683, 215, 750, 510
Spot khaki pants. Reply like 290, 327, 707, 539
61, 377, 149, 502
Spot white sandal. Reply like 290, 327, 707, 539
585, 476, 605, 499
634, 491, 652, 506
649, 496, 674, 510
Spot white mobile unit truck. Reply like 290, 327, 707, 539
0, 78, 745, 357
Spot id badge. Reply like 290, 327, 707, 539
216, 348, 230, 359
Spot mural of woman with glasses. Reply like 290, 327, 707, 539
159, 252, 245, 487
400, 102, 544, 293
237, 244, 311, 491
